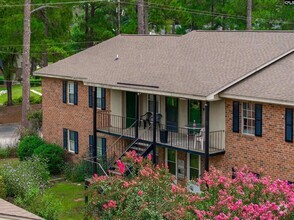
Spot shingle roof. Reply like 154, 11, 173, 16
0, 199, 43, 220
221, 52, 294, 105
34, 31, 294, 100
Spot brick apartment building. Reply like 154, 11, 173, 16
35, 31, 294, 191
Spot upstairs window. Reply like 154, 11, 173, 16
63, 81, 78, 105
242, 102, 255, 135
68, 82, 75, 104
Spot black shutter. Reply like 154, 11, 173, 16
74, 82, 78, 105
285, 108, 293, 142
89, 135, 93, 157
63, 128, 68, 150
62, 81, 67, 103
255, 104, 262, 137
232, 101, 239, 133
101, 88, 106, 110
88, 86, 93, 108
102, 138, 106, 156
74, 131, 79, 154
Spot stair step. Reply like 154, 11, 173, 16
130, 146, 146, 152
108, 170, 122, 176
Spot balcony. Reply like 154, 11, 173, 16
97, 112, 225, 156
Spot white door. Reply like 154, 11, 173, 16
187, 153, 201, 193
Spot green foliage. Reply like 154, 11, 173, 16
0, 176, 7, 198
0, 146, 18, 159
0, 155, 49, 197
15, 189, 62, 220
3, 95, 42, 105
27, 109, 42, 132
64, 160, 91, 182
34, 143, 64, 174
18, 135, 44, 161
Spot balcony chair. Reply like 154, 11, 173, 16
195, 128, 205, 150
150, 113, 162, 129
139, 111, 152, 129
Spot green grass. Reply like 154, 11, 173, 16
0, 84, 42, 105
47, 182, 85, 220
0, 158, 19, 168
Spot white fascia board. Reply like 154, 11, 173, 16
220, 94, 294, 107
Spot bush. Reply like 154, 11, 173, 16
18, 135, 44, 161
0, 155, 49, 197
27, 109, 42, 132
0, 148, 9, 158
64, 160, 91, 182
3, 96, 42, 105
0, 176, 7, 198
15, 189, 61, 220
34, 144, 64, 174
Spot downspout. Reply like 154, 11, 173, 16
93, 87, 97, 174
204, 102, 210, 172
152, 94, 157, 164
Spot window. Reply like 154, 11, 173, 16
189, 154, 200, 180
147, 94, 160, 113
167, 149, 176, 175
68, 82, 75, 104
88, 87, 106, 109
68, 130, 75, 152
242, 102, 255, 135
97, 137, 103, 157
97, 88, 102, 109
63, 129, 78, 154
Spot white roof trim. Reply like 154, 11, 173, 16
206, 48, 294, 100
220, 94, 294, 107
33, 72, 87, 81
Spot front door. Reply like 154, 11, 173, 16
166, 97, 178, 132
126, 92, 136, 127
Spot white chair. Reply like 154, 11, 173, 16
195, 128, 205, 150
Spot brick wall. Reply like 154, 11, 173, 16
42, 77, 115, 159
210, 99, 294, 182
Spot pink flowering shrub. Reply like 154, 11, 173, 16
86, 151, 294, 219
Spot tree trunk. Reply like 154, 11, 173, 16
138, 0, 144, 34
117, 0, 120, 35
247, 0, 252, 30
6, 81, 12, 106
22, 0, 31, 128
144, 0, 149, 34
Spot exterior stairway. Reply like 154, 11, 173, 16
108, 139, 153, 176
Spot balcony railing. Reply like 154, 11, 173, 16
97, 112, 225, 154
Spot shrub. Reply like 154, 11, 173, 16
86, 151, 294, 219
34, 143, 64, 174
3, 96, 42, 105
15, 189, 61, 220
0, 155, 49, 197
0, 148, 9, 159
18, 135, 44, 161
64, 160, 92, 182
27, 109, 42, 132
0, 176, 7, 198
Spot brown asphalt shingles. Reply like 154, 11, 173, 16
34, 31, 294, 99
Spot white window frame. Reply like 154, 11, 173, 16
96, 87, 102, 109
187, 153, 201, 181
67, 130, 75, 153
67, 81, 75, 105
242, 102, 255, 135
165, 148, 177, 183
147, 94, 160, 113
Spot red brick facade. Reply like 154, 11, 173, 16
210, 99, 294, 182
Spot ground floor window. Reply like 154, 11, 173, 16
68, 130, 76, 152
167, 149, 176, 176
189, 154, 200, 180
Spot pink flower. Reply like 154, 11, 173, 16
138, 190, 143, 196
123, 181, 129, 188
171, 184, 177, 193
147, 154, 152, 161
117, 160, 125, 175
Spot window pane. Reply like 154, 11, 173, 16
168, 149, 175, 162
190, 168, 199, 180
69, 94, 74, 104
190, 154, 199, 169
97, 137, 103, 157
69, 131, 75, 152
168, 162, 176, 175
242, 102, 255, 135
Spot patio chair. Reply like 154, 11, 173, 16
139, 111, 152, 129
195, 128, 205, 150
150, 113, 162, 129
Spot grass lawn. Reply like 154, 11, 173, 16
47, 182, 85, 220
0, 158, 19, 168
0, 84, 42, 105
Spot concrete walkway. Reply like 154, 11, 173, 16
0, 123, 20, 148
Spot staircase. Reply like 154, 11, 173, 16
108, 139, 153, 176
